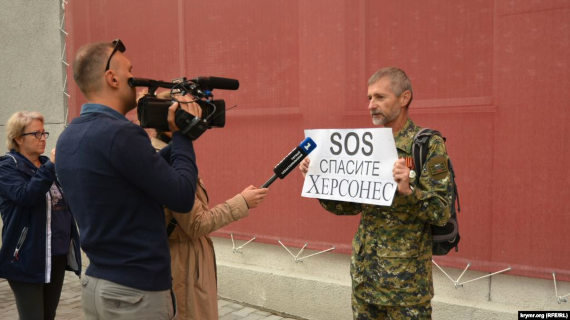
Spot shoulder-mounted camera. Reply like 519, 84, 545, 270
128, 76, 239, 140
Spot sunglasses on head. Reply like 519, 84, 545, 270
104, 39, 126, 71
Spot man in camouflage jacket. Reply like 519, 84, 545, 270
300, 67, 451, 319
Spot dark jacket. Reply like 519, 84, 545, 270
55, 104, 198, 291
0, 151, 81, 283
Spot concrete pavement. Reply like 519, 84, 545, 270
0, 271, 304, 320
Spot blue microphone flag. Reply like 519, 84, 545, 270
273, 137, 317, 179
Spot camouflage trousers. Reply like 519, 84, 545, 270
352, 294, 432, 320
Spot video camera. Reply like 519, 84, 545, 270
128, 76, 239, 140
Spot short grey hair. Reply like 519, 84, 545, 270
73, 42, 114, 96
368, 67, 413, 106
5, 111, 44, 152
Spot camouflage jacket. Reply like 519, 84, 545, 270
319, 119, 452, 306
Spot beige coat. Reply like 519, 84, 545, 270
165, 178, 249, 320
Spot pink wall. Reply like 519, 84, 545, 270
65, 0, 570, 281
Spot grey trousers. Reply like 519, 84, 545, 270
81, 275, 176, 320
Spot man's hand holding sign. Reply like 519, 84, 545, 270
392, 157, 414, 196
300, 128, 399, 206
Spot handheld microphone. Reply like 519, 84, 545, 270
262, 137, 317, 188
191, 77, 240, 90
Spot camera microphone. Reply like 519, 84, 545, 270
261, 137, 317, 188
129, 76, 239, 91
128, 77, 176, 89
192, 77, 239, 90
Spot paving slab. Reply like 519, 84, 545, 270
0, 272, 305, 320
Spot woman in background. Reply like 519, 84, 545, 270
0, 111, 81, 320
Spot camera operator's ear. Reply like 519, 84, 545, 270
104, 70, 120, 88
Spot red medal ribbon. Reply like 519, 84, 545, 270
405, 156, 414, 170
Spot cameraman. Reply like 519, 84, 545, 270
55, 39, 200, 320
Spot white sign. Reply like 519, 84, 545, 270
301, 128, 398, 206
